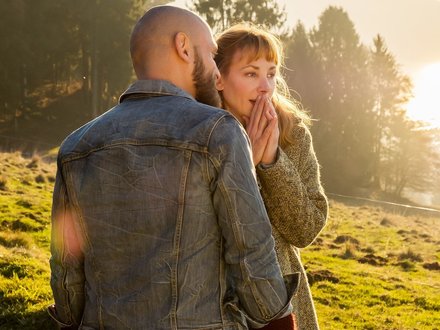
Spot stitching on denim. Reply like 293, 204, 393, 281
60, 140, 208, 165
169, 149, 192, 329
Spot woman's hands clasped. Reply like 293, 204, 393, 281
242, 95, 280, 167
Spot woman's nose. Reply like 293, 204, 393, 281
258, 78, 271, 93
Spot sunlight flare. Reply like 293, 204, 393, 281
406, 62, 440, 128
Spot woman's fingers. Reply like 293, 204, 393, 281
261, 110, 280, 165
247, 95, 266, 138
257, 97, 270, 132
263, 99, 277, 120
245, 96, 279, 166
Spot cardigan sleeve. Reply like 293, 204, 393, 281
256, 124, 328, 248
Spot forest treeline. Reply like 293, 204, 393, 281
1, 0, 439, 202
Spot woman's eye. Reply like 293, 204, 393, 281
245, 72, 257, 77
268, 73, 276, 79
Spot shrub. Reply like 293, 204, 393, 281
334, 235, 360, 246
341, 242, 357, 259
398, 249, 423, 262
397, 260, 416, 271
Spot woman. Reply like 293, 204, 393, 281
215, 24, 328, 330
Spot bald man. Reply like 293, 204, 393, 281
49, 6, 297, 329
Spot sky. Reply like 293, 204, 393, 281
171, 0, 440, 127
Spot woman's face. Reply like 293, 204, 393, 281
217, 49, 277, 124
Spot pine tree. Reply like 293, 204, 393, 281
191, 0, 287, 34
0, 0, 166, 149
284, 22, 325, 117
309, 6, 374, 192
369, 34, 412, 189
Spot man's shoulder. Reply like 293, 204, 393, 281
57, 120, 95, 162
57, 108, 115, 161
166, 97, 242, 134
182, 99, 229, 120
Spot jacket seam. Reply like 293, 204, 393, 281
62, 164, 103, 328
60, 140, 209, 165
170, 149, 192, 329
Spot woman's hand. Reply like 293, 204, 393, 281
243, 95, 279, 166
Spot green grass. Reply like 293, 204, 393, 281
303, 201, 440, 329
0, 152, 55, 329
0, 151, 439, 329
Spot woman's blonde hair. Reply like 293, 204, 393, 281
215, 23, 310, 148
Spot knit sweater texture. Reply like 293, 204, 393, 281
257, 123, 328, 330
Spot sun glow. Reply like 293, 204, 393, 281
406, 62, 440, 128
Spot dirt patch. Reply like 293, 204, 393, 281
380, 218, 394, 226
360, 246, 375, 254
307, 269, 340, 286
423, 262, 440, 271
312, 237, 324, 246
334, 235, 360, 246
358, 254, 388, 266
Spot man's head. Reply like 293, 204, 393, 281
130, 6, 221, 107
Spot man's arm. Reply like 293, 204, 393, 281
49, 165, 85, 329
208, 115, 298, 328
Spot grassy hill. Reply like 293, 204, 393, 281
0, 151, 439, 329
0, 151, 56, 329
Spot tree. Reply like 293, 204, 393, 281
0, 1, 74, 129
62, 0, 160, 118
369, 35, 412, 188
284, 22, 325, 116
308, 6, 374, 192
430, 129, 440, 207
191, 0, 287, 34
284, 6, 437, 202
382, 119, 438, 198
0, 0, 166, 149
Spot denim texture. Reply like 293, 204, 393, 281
50, 80, 297, 329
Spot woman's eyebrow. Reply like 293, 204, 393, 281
240, 64, 277, 71
241, 64, 260, 70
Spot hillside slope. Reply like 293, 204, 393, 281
0, 152, 439, 329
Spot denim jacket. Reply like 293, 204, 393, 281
49, 80, 298, 330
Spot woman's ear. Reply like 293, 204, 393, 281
174, 32, 192, 63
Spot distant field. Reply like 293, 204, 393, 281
304, 201, 440, 329
0, 151, 439, 329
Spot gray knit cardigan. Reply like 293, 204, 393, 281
256, 123, 328, 330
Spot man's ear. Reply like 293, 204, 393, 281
215, 75, 224, 91
174, 32, 192, 63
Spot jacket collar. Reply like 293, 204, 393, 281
119, 80, 194, 103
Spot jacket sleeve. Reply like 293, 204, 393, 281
49, 163, 85, 329
208, 115, 297, 328
256, 124, 328, 248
